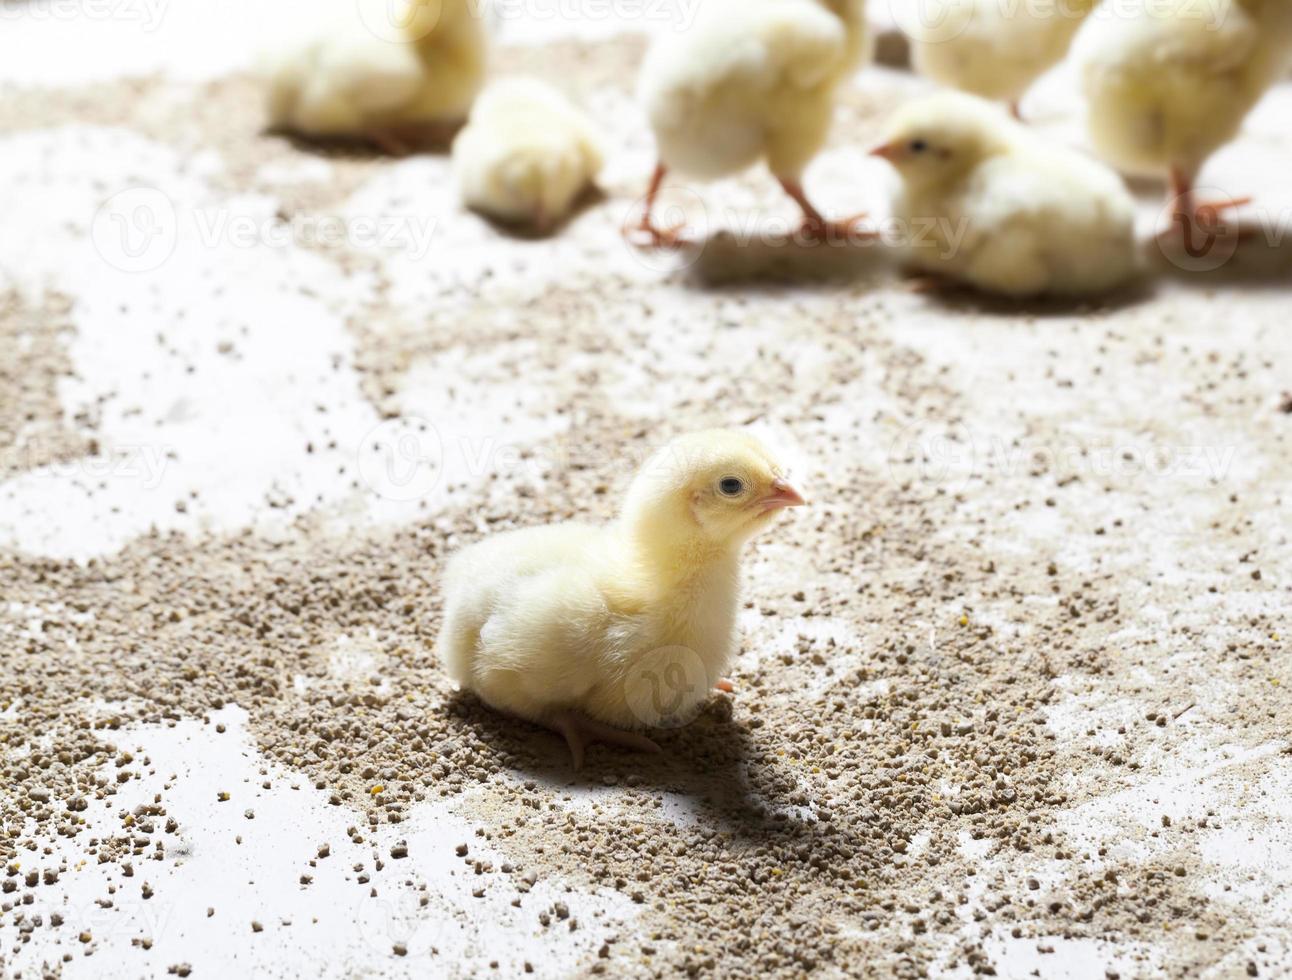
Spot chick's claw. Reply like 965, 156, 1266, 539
628, 217, 693, 250
549, 711, 662, 771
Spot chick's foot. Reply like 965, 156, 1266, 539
629, 218, 694, 249
548, 711, 661, 770
627, 160, 695, 249
778, 178, 872, 245
1161, 197, 1258, 258
1162, 167, 1257, 256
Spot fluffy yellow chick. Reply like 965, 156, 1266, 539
871, 92, 1138, 297
1073, 0, 1292, 244
635, 0, 871, 244
452, 78, 604, 233
909, 0, 1099, 116
261, 0, 486, 152
440, 430, 807, 769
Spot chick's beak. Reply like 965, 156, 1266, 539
759, 478, 807, 513
869, 143, 900, 162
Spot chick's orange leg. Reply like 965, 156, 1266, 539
630, 162, 690, 248
715, 678, 735, 694
777, 178, 870, 243
549, 710, 661, 771
1163, 165, 1253, 254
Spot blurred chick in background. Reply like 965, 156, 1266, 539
635, 0, 871, 244
440, 430, 806, 769
261, 0, 486, 153
909, 0, 1099, 118
1073, 0, 1292, 246
453, 78, 604, 234
871, 92, 1138, 297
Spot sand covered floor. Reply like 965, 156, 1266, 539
1, 4, 1291, 978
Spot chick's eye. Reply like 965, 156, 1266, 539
718, 477, 745, 497
909, 139, 928, 153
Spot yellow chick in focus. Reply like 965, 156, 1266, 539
1072, 0, 1292, 244
909, 0, 1099, 117
453, 78, 604, 233
261, 0, 486, 153
440, 430, 807, 769
635, 0, 871, 244
871, 92, 1138, 297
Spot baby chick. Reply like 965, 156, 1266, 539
1072, 0, 1292, 245
635, 0, 870, 244
440, 430, 806, 769
909, 0, 1099, 117
870, 92, 1138, 297
452, 78, 604, 233
261, 0, 486, 153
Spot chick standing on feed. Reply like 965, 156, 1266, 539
453, 78, 604, 234
635, 0, 871, 245
908, 0, 1099, 119
439, 430, 807, 769
870, 92, 1138, 298
261, 0, 486, 153
1072, 0, 1292, 248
